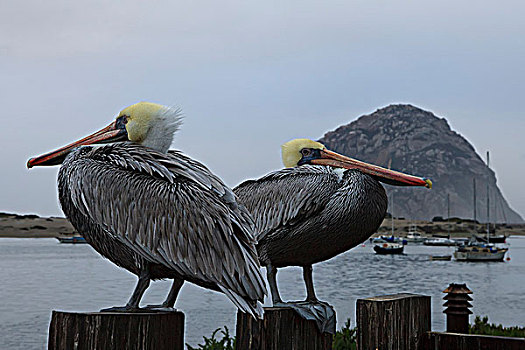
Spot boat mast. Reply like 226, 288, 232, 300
391, 190, 395, 237
447, 193, 451, 239
486, 151, 490, 242
473, 178, 477, 223
388, 158, 394, 238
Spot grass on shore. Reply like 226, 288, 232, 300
469, 316, 525, 338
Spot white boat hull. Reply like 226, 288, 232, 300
424, 238, 457, 246
405, 237, 425, 243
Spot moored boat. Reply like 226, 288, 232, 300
372, 235, 407, 245
56, 235, 87, 244
473, 234, 507, 244
454, 244, 507, 262
423, 237, 457, 246
455, 152, 509, 262
405, 225, 425, 243
429, 255, 452, 261
373, 242, 404, 254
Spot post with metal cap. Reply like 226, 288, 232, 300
443, 283, 473, 333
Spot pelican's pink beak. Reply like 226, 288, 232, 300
27, 121, 127, 168
311, 149, 432, 188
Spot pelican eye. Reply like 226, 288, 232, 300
301, 148, 312, 157
115, 115, 128, 129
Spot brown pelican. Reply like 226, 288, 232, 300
234, 138, 431, 306
27, 102, 266, 317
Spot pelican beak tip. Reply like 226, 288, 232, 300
424, 178, 432, 189
27, 158, 34, 169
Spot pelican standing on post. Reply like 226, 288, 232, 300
234, 139, 431, 326
27, 102, 266, 317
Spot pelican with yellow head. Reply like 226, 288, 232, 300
27, 102, 267, 317
28, 102, 182, 167
234, 137, 431, 330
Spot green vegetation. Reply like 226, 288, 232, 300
187, 326, 235, 350
179, 316, 525, 349
469, 316, 525, 338
187, 319, 358, 350
332, 319, 357, 350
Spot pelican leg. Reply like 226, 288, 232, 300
267, 263, 283, 304
126, 269, 151, 308
161, 278, 184, 307
303, 264, 318, 302
101, 265, 151, 312
145, 278, 184, 310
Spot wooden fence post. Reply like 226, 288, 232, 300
356, 293, 430, 350
424, 332, 525, 350
48, 310, 184, 350
235, 307, 334, 350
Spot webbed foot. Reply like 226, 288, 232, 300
144, 304, 177, 312
100, 305, 139, 312
100, 306, 155, 313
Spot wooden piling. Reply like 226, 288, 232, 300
235, 307, 333, 350
424, 331, 525, 350
356, 293, 430, 350
48, 310, 184, 350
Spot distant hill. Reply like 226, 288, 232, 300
318, 104, 524, 223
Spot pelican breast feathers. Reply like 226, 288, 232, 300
59, 142, 265, 303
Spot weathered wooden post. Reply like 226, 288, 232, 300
443, 283, 473, 333
236, 307, 334, 350
48, 310, 184, 350
356, 293, 430, 350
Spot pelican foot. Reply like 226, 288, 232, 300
272, 300, 336, 334
100, 306, 151, 313
144, 304, 178, 312
100, 306, 136, 312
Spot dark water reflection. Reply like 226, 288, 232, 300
1, 237, 524, 349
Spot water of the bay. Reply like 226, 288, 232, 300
0, 236, 524, 349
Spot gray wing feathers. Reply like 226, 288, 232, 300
64, 144, 265, 317
234, 165, 342, 241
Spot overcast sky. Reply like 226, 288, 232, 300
1, 1, 524, 218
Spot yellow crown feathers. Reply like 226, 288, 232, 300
281, 138, 325, 167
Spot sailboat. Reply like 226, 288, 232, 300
424, 194, 457, 246
405, 224, 425, 243
454, 151, 508, 262
374, 182, 404, 255
454, 243, 507, 262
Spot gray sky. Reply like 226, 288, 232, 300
1, 1, 524, 218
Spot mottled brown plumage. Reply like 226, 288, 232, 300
234, 139, 430, 304
58, 143, 265, 316
28, 102, 266, 317
235, 165, 386, 303
235, 166, 387, 267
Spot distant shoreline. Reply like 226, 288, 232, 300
0, 212, 75, 239
1, 212, 524, 238
0, 232, 62, 238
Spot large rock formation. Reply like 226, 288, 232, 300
319, 104, 523, 223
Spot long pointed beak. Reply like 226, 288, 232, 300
311, 149, 432, 188
27, 121, 127, 168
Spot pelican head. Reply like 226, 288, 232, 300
27, 102, 182, 168
282, 138, 326, 168
118, 102, 182, 152
281, 138, 432, 188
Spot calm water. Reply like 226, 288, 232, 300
1, 237, 524, 349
